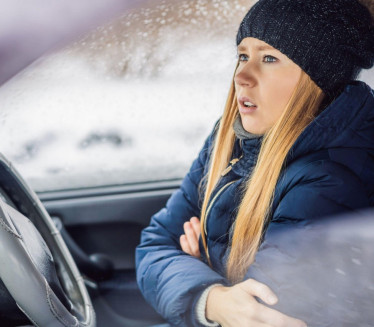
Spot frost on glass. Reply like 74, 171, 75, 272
0, 0, 254, 192
248, 211, 374, 325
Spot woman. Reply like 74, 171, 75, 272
136, 0, 374, 326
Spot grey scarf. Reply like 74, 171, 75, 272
232, 116, 262, 140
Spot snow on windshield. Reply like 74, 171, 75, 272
0, 0, 253, 192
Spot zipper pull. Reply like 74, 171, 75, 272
221, 157, 241, 176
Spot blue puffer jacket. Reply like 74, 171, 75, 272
136, 81, 374, 326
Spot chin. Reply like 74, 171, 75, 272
241, 118, 265, 135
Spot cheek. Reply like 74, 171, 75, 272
263, 69, 301, 115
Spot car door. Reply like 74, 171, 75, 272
0, 1, 253, 326
39, 180, 178, 326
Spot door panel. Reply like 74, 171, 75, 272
39, 180, 181, 326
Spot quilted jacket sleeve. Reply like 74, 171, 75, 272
246, 158, 371, 280
271, 159, 370, 223
135, 126, 228, 327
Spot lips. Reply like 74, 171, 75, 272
238, 95, 258, 114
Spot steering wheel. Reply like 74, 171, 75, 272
0, 153, 95, 327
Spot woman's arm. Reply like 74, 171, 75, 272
180, 218, 306, 327
136, 127, 229, 327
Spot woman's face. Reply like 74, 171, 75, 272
234, 37, 302, 134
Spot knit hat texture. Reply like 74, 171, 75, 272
236, 0, 374, 97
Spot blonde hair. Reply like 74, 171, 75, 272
358, 0, 374, 21
200, 70, 325, 283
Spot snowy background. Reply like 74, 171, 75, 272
0, 0, 372, 192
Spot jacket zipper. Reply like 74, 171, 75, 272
221, 140, 243, 176
204, 152, 242, 260
204, 179, 238, 260
221, 158, 241, 176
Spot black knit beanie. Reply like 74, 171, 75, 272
236, 0, 374, 97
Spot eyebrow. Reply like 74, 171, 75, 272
237, 44, 275, 52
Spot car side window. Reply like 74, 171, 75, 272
0, 0, 252, 192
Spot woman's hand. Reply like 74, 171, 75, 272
206, 279, 307, 327
180, 216, 201, 258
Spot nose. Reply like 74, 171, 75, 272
234, 62, 257, 88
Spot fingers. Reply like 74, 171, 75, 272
183, 221, 200, 257
250, 323, 273, 327
190, 216, 201, 238
179, 217, 201, 258
240, 279, 278, 305
255, 304, 307, 327
240, 279, 307, 327
180, 234, 192, 254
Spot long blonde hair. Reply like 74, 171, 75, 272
200, 69, 325, 283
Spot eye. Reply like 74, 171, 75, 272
238, 53, 249, 62
263, 55, 277, 63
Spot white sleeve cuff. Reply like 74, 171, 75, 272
195, 284, 222, 327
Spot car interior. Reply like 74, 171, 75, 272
0, 0, 373, 326
0, 152, 170, 326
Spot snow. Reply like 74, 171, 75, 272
0, 43, 236, 191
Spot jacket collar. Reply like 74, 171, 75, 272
231, 137, 262, 177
